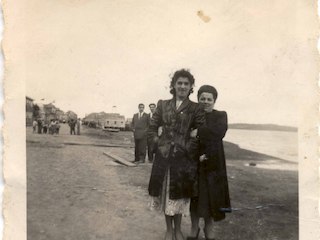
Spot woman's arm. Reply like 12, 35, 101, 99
198, 111, 228, 141
198, 111, 228, 170
186, 104, 205, 160
148, 100, 163, 143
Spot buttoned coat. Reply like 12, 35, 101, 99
148, 98, 205, 199
132, 112, 149, 140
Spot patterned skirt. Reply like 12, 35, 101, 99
149, 168, 190, 216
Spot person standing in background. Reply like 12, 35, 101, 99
147, 103, 157, 163
77, 118, 81, 135
32, 120, 38, 133
56, 119, 61, 134
42, 122, 48, 134
51, 119, 56, 135
37, 118, 43, 134
132, 103, 149, 163
69, 119, 76, 135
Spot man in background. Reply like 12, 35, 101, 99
76, 118, 81, 135
147, 103, 157, 163
32, 119, 38, 133
69, 119, 76, 135
37, 118, 43, 134
56, 119, 61, 134
132, 103, 149, 163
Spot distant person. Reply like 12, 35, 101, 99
48, 120, 53, 134
147, 103, 157, 163
188, 85, 231, 240
69, 119, 76, 135
37, 119, 43, 134
132, 103, 149, 163
42, 122, 48, 134
32, 120, 38, 133
56, 120, 61, 134
76, 118, 81, 135
50, 120, 56, 135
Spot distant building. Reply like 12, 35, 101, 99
65, 111, 78, 122
83, 112, 125, 130
37, 102, 72, 123
55, 108, 65, 122
26, 96, 34, 126
37, 104, 46, 121
44, 103, 57, 122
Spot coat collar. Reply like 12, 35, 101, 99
169, 98, 191, 113
136, 112, 145, 116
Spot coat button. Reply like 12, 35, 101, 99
171, 141, 174, 146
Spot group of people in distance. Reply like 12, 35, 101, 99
134, 69, 231, 240
32, 118, 81, 135
131, 103, 158, 163
33, 119, 61, 135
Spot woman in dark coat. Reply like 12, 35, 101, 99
148, 69, 205, 240
188, 85, 231, 240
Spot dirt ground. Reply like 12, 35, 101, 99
27, 124, 298, 240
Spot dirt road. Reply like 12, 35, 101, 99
27, 124, 298, 240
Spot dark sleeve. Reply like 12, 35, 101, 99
131, 115, 135, 129
186, 104, 205, 160
148, 100, 163, 143
198, 111, 228, 141
199, 111, 228, 171
194, 104, 206, 129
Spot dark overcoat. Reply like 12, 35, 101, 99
148, 98, 205, 199
132, 112, 149, 140
197, 110, 231, 221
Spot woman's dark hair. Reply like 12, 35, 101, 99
169, 69, 195, 96
197, 85, 218, 101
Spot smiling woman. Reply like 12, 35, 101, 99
188, 85, 231, 240
148, 69, 205, 240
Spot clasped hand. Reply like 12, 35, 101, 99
199, 154, 208, 162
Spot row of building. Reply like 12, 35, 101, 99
26, 96, 134, 131
82, 112, 130, 131
26, 96, 77, 126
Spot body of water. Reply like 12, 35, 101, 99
224, 129, 298, 162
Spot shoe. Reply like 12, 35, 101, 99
186, 228, 200, 240
131, 160, 139, 163
137, 160, 145, 164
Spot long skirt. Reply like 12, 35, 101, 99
190, 164, 210, 218
150, 168, 190, 216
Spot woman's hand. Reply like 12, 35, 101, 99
190, 128, 198, 138
199, 154, 208, 162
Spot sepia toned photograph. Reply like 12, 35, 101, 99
3, 1, 319, 240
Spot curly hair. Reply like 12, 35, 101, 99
169, 69, 195, 96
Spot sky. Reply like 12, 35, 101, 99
25, 0, 318, 127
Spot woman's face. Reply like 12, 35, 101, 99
198, 92, 215, 112
174, 77, 191, 99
